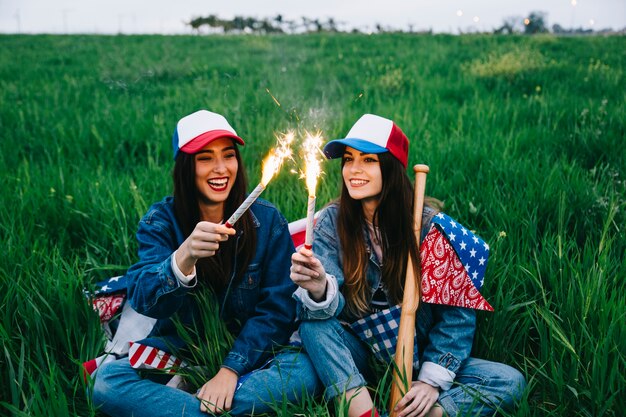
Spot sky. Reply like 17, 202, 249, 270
1, 0, 625, 34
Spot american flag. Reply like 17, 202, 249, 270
421, 213, 493, 311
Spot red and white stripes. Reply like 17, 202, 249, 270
128, 342, 184, 373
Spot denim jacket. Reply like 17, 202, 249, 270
125, 196, 297, 376
293, 203, 476, 390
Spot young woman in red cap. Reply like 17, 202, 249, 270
291, 114, 525, 417
91, 110, 320, 416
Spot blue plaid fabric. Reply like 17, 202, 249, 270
350, 304, 418, 363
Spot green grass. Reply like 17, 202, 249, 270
1, 33, 624, 416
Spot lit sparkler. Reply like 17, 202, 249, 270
301, 131, 324, 249
225, 131, 295, 228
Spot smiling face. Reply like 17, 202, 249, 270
194, 137, 239, 212
341, 146, 384, 204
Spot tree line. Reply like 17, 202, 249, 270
188, 14, 343, 34
188, 11, 620, 35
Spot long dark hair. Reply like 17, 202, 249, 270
172, 143, 256, 290
337, 152, 439, 317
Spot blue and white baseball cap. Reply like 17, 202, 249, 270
172, 110, 244, 159
323, 114, 409, 167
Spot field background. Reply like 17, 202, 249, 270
0, 33, 624, 416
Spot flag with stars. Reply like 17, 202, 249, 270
93, 275, 126, 295
420, 213, 493, 311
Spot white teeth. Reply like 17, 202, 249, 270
208, 178, 227, 187
350, 179, 367, 186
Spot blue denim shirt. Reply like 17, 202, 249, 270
125, 196, 297, 376
293, 203, 477, 390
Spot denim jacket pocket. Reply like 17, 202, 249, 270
238, 263, 261, 289
233, 263, 262, 319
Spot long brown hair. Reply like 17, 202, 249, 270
337, 152, 440, 317
173, 143, 256, 290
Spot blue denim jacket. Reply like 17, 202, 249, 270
293, 203, 477, 390
125, 196, 297, 376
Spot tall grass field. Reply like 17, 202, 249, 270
0, 33, 624, 416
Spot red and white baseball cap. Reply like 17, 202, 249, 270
323, 114, 409, 167
172, 110, 244, 159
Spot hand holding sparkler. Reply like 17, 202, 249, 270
225, 132, 295, 228
290, 248, 328, 301
176, 221, 236, 275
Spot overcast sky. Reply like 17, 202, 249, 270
1, 0, 624, 34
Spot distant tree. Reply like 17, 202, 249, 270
231, 16, 245, 32
495, 16, 523, 34
286, 19, 299, 33
524, 11, 549, 34
325, 17, 338, 32
552, 23, 595, 35
272, 14, 289, 33
494, 22, 513, 34
189, 14, 221, 32
260, 18, 283, 33
189, 16, 203, 31
301, 17, 313, 32
312, 18, 323, 32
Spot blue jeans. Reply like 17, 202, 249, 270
91, 350, 321, 416
299, 318, 526, 416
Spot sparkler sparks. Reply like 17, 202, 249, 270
261, 131, 295, 185
225, 131, 295, 227
303, 131, 323, 197
265, 88, 282, 108
301, 131, 324, 249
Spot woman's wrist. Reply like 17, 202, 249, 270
175, 242, 197, 275
309, 278, 328, 302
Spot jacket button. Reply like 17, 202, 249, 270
167, 278, 175, 286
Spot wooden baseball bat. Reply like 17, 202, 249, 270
388, 164, 429, 416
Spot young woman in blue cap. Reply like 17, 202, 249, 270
290, 114, 526, 417
91, 110, 320, 416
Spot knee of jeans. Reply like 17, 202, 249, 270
299, 318, 340, 344
90, 361, 115, 406
291, 353, 322, 394
229, 354, 321, 415
499, 365, 527, 407
510, 367, 527, 401
91, 360, 131, 407
277, 352, 323, 398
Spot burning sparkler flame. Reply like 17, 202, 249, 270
303, 131, 324, 197
261, 131, 295, 186
301, 131, 324, 250
225, 130, 295, 228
